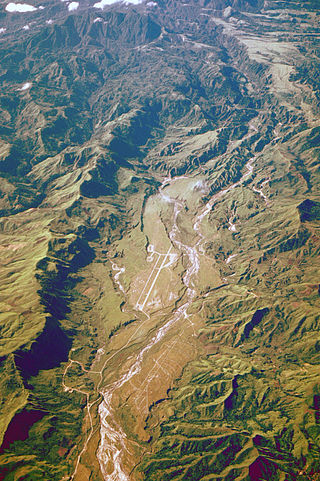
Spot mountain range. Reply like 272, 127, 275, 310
0, 0, 319, 480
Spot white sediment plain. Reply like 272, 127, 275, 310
111, 261, 126, 294
253, 178, 270, 206
226, 253, 237, 264
228, 217, 237, 232
97, 157, 255, 480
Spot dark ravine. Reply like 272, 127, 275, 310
14, 318, 72, 382
0, 409, 47, 455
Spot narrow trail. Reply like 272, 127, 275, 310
62, 351, 101, 481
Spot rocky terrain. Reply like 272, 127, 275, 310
0, 0, 319, 480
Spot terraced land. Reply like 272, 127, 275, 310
0, 0, 319, 480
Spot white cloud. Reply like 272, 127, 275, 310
39, 5, 45, 9
5, 2, 37, 12
68, 1, 79, 10
94, 0, 143, 9
23, 24, 30, 29
0, 27, 6, 33
17, 82, 31, 91
46, 19, 53, 24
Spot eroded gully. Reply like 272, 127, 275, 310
96, 157, 255, 480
